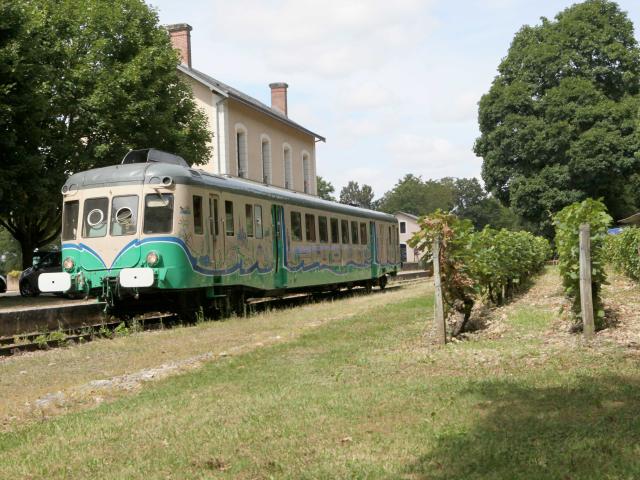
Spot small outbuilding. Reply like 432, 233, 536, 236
395, 211, 422, 266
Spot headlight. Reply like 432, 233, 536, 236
146, 251, 160, 267
63, 257, 75, 271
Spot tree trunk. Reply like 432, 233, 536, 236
20, 238, 36, 269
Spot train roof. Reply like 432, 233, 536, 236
63, 162, 397, 223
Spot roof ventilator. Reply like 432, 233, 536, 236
121, 148, 189, 167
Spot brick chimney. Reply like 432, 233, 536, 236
167, 23, 193, 68
269, 82, 289, 116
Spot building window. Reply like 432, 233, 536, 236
261, 136, 272, 184
291, 211, 302, 241
400, 221, 406, 234
283, 145, 293, 189
236, 126, 248, 178
302, 152, 311, 193
225, 200, 234, 236
400, 243, 407, 262
305, 213, 316, 242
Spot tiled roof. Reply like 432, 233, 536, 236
177, 64, 325, 142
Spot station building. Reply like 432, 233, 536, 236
395, 211, 421, 265
167, 24, 324, 196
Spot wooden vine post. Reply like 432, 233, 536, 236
579, 223, 595, 340
432, 235, 446, 345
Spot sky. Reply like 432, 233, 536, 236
148, 0, 640, 199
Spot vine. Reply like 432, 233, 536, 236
409, 210, 550, 336
606, 227, 640, 282
553, 198, 611, 328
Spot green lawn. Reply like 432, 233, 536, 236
2, 272, 640, 479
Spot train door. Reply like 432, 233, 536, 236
208, 194, 222, 267
271, 204, 287, 288
370, 221, 378, 278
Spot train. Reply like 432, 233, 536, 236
39, 149, 401, 317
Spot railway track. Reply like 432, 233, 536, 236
0, 275, 428, 357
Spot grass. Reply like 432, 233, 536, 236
2, 270, 640, 478
0, 284, 421, 429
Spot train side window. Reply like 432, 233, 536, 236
305, 213, 316, 242
254, 205, 263, 239
225, 201, 235, 236
245, 204, 254, 237
208, 197, 219, 236
360, 222, 368, 244
330, 218, 339, 244
291, 211, 302, 241
318, 216, 328, 243
341, 219, 349, 244
193, 195, 203, 235
143, 194, 174, 234
111, 195, 138, 237
388, 226, 392, 245
350, 221, 359, 244
83, 197, 109, 238
62, 200, 80, 241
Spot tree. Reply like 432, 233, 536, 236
0, 0, 210, 267
316, 176, 335, 201
378, 174, 455, 216
451, 178, 521, 230
475, 0, 640, 237
0, 227, 21, 273
339, 181, 374, 209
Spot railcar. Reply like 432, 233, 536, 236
40, 149, 401, 317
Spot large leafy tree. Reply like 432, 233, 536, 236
475, 0, 640, 237
378, 174, 455, 216
316, 175, 335, 201
339, 181, 374, 209
0, 0, 210, 267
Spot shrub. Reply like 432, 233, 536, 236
470, 228, 551, 305
409, 211, 550, 335
408, 210, 476, 324
553, 199, 611, 327
606, 227, 640, 281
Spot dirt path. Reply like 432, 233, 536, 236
467, 266, 640, 352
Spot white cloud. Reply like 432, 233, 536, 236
431, 91, 481, 123
386, 133, 480, 179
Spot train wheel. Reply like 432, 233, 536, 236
177, 293, 202, 324
20, 280, 39, 297
378, 275, 388, 290
232, 291, 247, 317
364, 281, 373, 294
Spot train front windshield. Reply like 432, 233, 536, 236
143, 194, 174, 234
